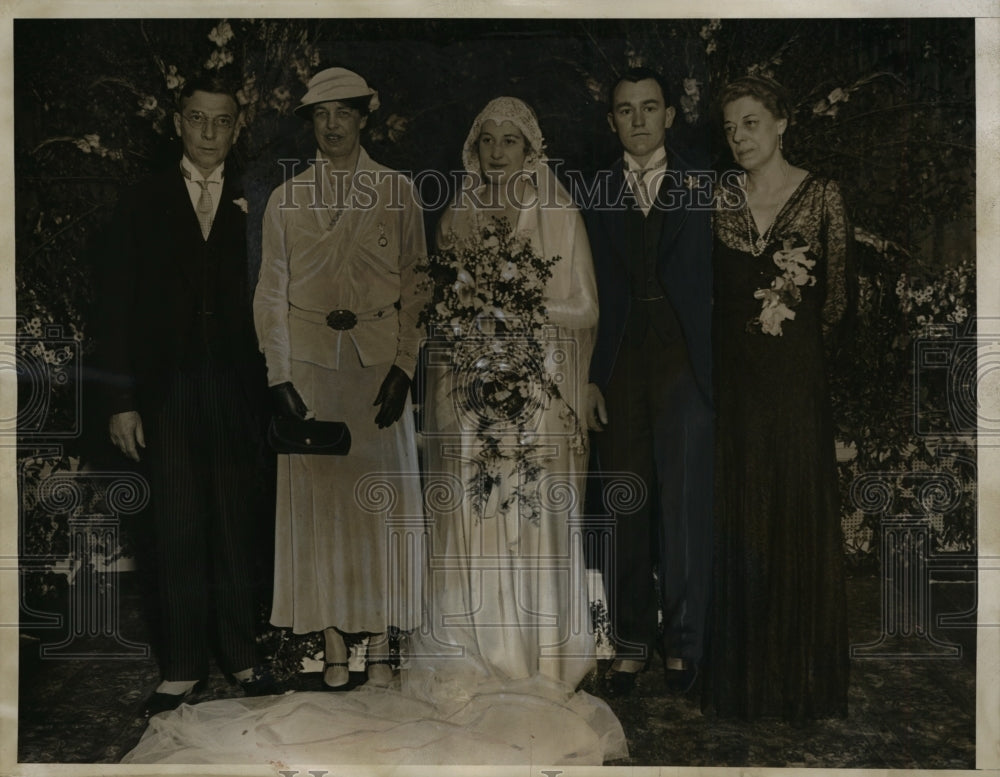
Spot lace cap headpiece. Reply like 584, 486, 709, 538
461, 96, 546, 176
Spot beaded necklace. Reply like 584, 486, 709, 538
745, 206, 777, 257
743, 161, 790, 257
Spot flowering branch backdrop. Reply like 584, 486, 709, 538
14, 17, 976, 666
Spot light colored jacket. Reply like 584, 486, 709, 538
254, 148, 427, 384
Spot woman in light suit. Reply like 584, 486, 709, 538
254, 67, 426, 689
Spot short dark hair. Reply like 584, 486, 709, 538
609, 67, 675, 112
177, 74, 240, 113
718, 75, 791, 122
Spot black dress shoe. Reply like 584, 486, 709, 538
604, 668, 640, 698
141, 680, 204, 717
664, 659, 699, 694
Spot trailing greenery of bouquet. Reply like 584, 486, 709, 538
417, 217, 581, 523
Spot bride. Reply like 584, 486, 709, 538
413, 95, 600, 690
120, 97, 626, 766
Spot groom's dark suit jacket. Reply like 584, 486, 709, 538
586, 142, 713, 404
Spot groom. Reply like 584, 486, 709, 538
583, 67, 713, 696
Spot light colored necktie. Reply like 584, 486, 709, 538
632, 165, 665, 211
181, 166, 214, 240
628, 168, 651, 210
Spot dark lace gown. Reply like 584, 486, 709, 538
703, 173, 851, 720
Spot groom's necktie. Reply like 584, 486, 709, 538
629, 164, 664, 214
181, 165, 214, 240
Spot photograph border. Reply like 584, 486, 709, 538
2, 2, 997, 775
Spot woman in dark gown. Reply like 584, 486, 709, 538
704, 75, 853, 720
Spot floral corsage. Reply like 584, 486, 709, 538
748, 235, 817, 336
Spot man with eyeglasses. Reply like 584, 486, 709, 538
97, 75, 274, 715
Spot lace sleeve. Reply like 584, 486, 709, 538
820, 179, 856, 343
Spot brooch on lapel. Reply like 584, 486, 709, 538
377, 222, 388, 247
232, 198, 249, 214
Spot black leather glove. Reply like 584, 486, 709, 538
270, 382, 309, 420
373, 365, 411, 429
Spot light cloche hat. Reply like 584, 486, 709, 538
294, 67, 380, 118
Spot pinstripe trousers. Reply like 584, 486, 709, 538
145, 363, 259, 681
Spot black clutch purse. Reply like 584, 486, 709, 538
267, 416, 351, 456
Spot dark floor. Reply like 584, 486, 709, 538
16, 570, 977, 768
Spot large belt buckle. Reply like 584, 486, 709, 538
326, 309, 358, 331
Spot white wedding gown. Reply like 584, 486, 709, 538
120, 676, 624, 765
121, 182, 627, 767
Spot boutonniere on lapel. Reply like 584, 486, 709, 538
377, 222, 388, 247
232, 198, 249, 214
684, 175, 698, 192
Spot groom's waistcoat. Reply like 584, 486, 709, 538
585, 141, 713, 402
622, 198, 686, 347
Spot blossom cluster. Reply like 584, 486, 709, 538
291, 44, 322, 84
164, 64, 185, 92
895, 258, 973, 330
73, 133, 123, 161
21, 317, 82, 365
699, 19, 722, 55
208, 20, 234, 47
237, 75, 259, 107
368, 114, 410, 145
680, 78, 702, 125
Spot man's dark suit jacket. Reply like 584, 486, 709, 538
93, 160, 270, 681
97, 162, 264, 417
585, 142, 713, 405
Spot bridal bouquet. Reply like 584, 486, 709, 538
418, 217, 579, 522
419, 217, 552, 340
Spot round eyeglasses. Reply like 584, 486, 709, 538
181, 111, 236, 131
